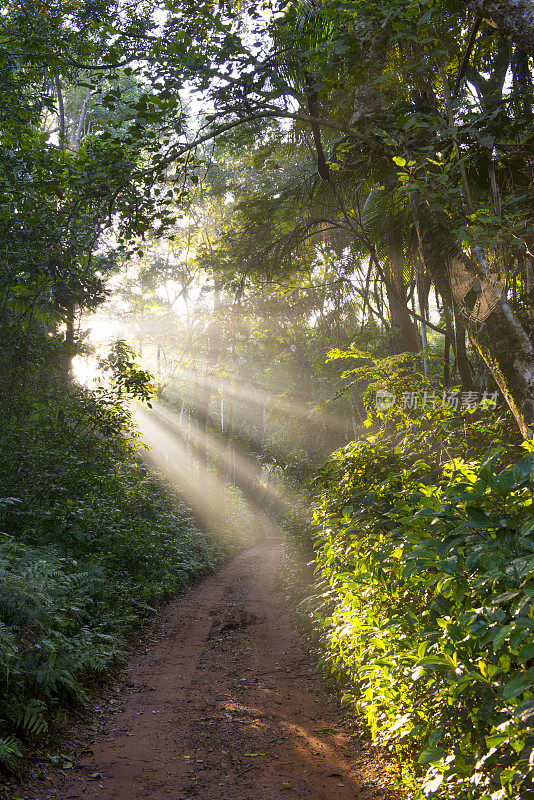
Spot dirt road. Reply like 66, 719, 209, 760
24, 540, 392, 800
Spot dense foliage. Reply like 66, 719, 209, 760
0, 361, 230, 775
284, 377, 533, 800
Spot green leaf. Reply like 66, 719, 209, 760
513, 454, 534, 485
418, 747, 445, 765
517, 643, 534, 664
514, 698, 534, 723
503, 668, 534, 700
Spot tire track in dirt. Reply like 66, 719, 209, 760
23, 540, 393, 800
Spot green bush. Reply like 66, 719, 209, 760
0, 386, 221, 773
305, 413, 534, 799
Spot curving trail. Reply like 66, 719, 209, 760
24, 540, 392, 800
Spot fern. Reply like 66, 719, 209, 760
0, 736, 23, 773
33, 663, 87, 704
0, 621, 16, 656
8, 699, 48, 739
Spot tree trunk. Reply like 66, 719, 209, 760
304, 71, 330, 181
467, 292, 534, 435
225, 388, 236, 487
443, 332, 451, 387
466, 0, 534, 55
385, 283, 419, 354
412, 198, 534, 436
385, 242, 419, 354
197, 387, 210, 490
452, 305, 474, 390
416, 261, 430, 375
156, 343, 163, 399
198, 284, 224, 490
54, 75, 66, 151
75, 86, 91, 152
60, 302, 75, 384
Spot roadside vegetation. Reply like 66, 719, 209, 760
284, 358, 533, 800
0, 349, 223, 775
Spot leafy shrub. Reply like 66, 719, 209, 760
0, 384, 222, 774
304, 415, 534, 799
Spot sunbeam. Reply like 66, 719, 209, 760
164, 364, 352, 445
132, 402, 293, 545
143, 400, 300, 519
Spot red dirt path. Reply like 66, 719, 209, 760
22, 540, 394, 800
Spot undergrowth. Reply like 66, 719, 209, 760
0, 385, 224, 777
284, 368, 534, 800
